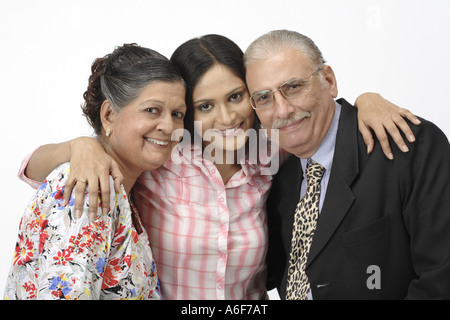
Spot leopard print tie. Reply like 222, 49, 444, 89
285, 160, 325, 300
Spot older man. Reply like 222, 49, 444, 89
244, 30, 450, 299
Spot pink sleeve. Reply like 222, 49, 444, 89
18, 148, 43, 189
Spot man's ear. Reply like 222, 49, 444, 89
322, 65, 338, 98
100, 100, 117, 135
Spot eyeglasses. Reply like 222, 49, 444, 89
249, 66, 323, 110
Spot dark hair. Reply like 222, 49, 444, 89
82, 43, 184, 135
170, 34, 250, 141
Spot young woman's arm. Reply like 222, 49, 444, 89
23, 137, 122, 220
25, 141, 72, 182
355, 92, 421, 159
22, 93, 420, 217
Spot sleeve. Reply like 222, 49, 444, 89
17, 147, 42, 189
402, 119, 450, 299
5, 163, 79, 299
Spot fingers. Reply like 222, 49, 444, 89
63, 174, 87, 218
371, 114, 418, 160
110, 160, 124, 194
73, 179, 88, 219
382, 123, 406, 158
358, 100, 421, 159
66, 137, 116, 220
99, 172, 111, 215
371, 125, 394, 160
87, 178, 100, 222
358, 120, 375, 155
66, 176, 99, 221
391, 113, 415, 144
399, 108, 421, 126
63, 175, 76, 208
394, 109, 420, 143
381, 111, 423, 159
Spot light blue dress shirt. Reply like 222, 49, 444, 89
298, 101, 341, 300
299, 101, 341, 212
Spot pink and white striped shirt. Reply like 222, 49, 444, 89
19, 143, 281, 300
134, 143, 273, 300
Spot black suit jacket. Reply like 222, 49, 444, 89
266, 98, 450, 299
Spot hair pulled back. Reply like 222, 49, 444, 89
82, 43, 184, 135
244, 29, 326, 69
170, 35, 247, 141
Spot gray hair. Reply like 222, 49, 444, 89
100, 45, 184, 113
82, 44, 185, 135
244, 30, 326, 70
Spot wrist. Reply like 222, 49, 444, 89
355, 92, 381, 107
70, 136, 96, 152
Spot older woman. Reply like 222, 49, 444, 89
4, 44, 186, 300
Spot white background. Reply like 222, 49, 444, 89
1, 0, 449, 300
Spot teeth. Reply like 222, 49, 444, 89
146, 138, 169, 146
217, 123, 241, 134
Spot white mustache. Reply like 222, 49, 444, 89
272, 112, 311, 129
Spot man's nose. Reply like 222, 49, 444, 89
273, 90, 295, 118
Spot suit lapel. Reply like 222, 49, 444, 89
278, 155, 303, 237
306, 99, 359, 268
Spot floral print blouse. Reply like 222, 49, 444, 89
4, 162, 160, 300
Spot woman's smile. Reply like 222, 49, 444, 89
213, 121, 245, 137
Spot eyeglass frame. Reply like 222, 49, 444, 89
248, 66, 323, 110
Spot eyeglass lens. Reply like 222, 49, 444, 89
251, 78, 308, 109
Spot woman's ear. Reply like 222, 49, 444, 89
100, 100, 117, 136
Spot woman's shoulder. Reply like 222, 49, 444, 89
40, 162, 122, 216
36, 162, 71, 195
45, 162, 71, 182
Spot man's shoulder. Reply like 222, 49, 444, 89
412, 116, 448, 140
337, 97, 449, 153
407, 116, 450, 164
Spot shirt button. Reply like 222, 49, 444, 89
219, 197, 224, 202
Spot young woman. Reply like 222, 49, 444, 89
5, 44, 187, 300
18, 35, 420, 299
